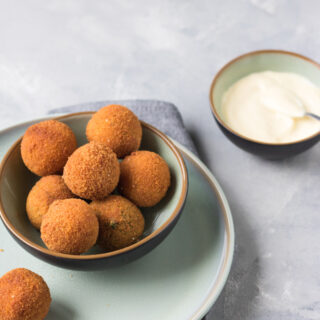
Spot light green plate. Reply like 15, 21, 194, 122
0, 117, 234, 320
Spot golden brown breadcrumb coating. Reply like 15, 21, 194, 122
119, 151, 171, 207
26, 175, 75, 229
21, 120, 77, 176
91, 195, 145, 251
41, 199, 99, 255
0, 268, 51, 320
63, 142, 120, 200
86, 105, 142, 158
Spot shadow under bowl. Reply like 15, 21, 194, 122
0, 112, 188, 270
209, 49, 320, 160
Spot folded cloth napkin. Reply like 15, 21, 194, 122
49, 99, 197, 155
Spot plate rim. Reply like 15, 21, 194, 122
175, 141, 234, 319
0, 114, 234, 320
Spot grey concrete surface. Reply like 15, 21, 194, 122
0, 0, 319, 319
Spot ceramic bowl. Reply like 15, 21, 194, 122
209, 50, 320, 159
0, 112, 188, 270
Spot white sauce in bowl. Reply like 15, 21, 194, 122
221, 71, 320, 143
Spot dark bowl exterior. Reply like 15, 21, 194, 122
209, 50, 320, 159
214, 116, 320, 160
3, 199, 186, 270
0, 114, 189, 271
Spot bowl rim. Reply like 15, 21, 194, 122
0, 111, 188, 261
209, 49, 320, 146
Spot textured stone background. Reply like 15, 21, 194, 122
0, 1, 319, 319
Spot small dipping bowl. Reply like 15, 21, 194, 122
0, 112, 188, 270
209, 50, 320, 159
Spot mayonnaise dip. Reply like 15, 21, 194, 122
221, 71, 320, 143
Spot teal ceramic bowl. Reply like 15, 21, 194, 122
0, 112, 188, 270
210, 50, 320, 159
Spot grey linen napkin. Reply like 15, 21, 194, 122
49, 99, 197, 155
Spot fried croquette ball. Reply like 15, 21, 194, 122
21, 120, 77, 176
26, 175, 75, 229
91, 195, 145, 251
0, 268, 51, 320
86, 105, 142, 158
119, 151, 171, 207
41, 199, 99, 255
63, 142, 120, 200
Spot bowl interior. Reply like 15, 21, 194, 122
0, 113, 185, 255
212, 51, 320, 122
